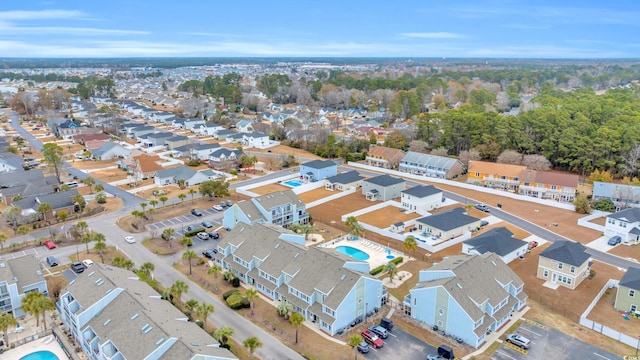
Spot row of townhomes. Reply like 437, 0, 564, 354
365, 146, 465, 180
593, 181, 640, 210
467, 160, 579, 203
213, 222, 386, 336
58, 263, 237, 360
0, 255, 49, 317
223, 189, 309, 230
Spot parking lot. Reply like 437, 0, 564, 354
146, 207, 225, 240
492, 320, 622, 360
359, 325, 438, 360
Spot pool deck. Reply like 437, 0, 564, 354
3, 336, 69, 360
323, 238, 404, 270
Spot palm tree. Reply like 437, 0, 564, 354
140, 202, 148, 213
112, 256, 134, 270
162, 228, 176, 246
345, 216, 364, 239
22, 291, 53, 330
188, 189, 196, 203
149, 199, 158, 209
195, 302, 215, 331
81, 233, 92, 254
178, 193, 187, 204
245, 288, 258, 315
242, 336, 263, 358
0, 313, 17, 347
403, 235, 418, 256
82, 176, 96, 194
345, 215, 358, 229
300, 224, 313, 241
185, 299, 199, 320
94, 239, 106, 263
76, 221, 88, 239
290, 312, 305, 344
277, 302, 294, 319
347, 334, 364, 360
17, 225, 29, 237
214, 326, 234, 347
159, 196, 169, 207
0, 234, 6, 250
207, 264, 223, 291
139, 262, 155, 277
169, 280, 189, 310
94, 183, 104, 193
384, 262, 398, 285
37, 202, 53, 235
180, 236, 193, 247
182, 249, 198, 275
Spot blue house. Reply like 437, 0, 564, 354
299, 160, 338, 182
223, 189, 309, 230
215, 222, 386, 335
404, 253, 527, 348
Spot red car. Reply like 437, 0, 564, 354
44, 240, 56, 249
361, 329, 384, 348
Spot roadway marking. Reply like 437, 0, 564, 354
495, 349, 517, 360
592, 353, 610, 360
520, 327, 542, 336
503, 342, 528, 355
387, 333, 397, 337
524, 319, 549, 330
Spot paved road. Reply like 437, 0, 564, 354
4, 110, 145, 207
346, 166, 640, 271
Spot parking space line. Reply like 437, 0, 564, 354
592, 353, 610, 360
503, 342, 528, 355
387, 333, 397, 337
519, 327, 542, 337
495, 349, 517, 360
524, 319, 549, 330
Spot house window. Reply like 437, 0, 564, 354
558, 263, 563, 270
632, 305, 638, 312
570, 266, 575, 274
438, 308, 444, 316
437, 320, 443, 327
543, 269, 549, 278
630, 290, 636, 298
358, 298, 362, 304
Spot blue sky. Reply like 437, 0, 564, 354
1, 0, 639, 58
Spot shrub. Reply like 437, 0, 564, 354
229, 169, 238, 175
226, 292, 244, 308
187, 159, 201, 167
184, 228, 206, 237
223, 289, 239, 300
391, 256, 403, 265
370, 265, 385, 276
231, 277, 240, 287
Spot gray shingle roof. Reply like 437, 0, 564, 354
155, 166, 197, 181
401, 151, 460, 170
364, 174, 404, 187
538, 240, 590, 267
416, 207, 479, 231
302, 159, 337, 170
325, 170, 364, 185
13, 189, 79, 211
609, 208, 640, 223
0, 169, 46, 188
463, 227, 527, 256
401, 185, 441, 198
619, 267, 640, 291
253, 189, 305, 210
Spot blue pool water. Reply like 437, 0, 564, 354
20, 350, 60, 360
335, 246, 370, 261
283, 179, 304, 187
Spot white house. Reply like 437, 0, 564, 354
604, 207, 640, 245
198, 124, 225, 136
415, 207, 481, 240
91, 142, 132, 161
154, 166, 210, 187
400, 185, 443, 213
462, 227, 528, 264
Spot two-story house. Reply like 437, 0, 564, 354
362, 174, 405, 201
403, 254, 527, 348
467, 160, 526, 191
140, 132, 174, 147
365, 145, 405, 169
300, 160, 338, 182
593, 181, 640, 210
208, 148, 243, 170
604, 207, 640, 245
242, 132, 271, 148
57, 264, 237, 360
400, 185, 443, 213
0, 255, 49, 316
415, 207, 481, 240
214, 222, 385, 336
614, 266, 640, 313
399, 151, 464, 179
223, 189, 309, 230
518, 169, 578, 203
119, 153, 164, 180
164, 135, 191, 150
536, 240, 592, 290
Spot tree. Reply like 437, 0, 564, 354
82, 176, 96, 194
3, 206, 22, 234
592, 198, 616, 212
37, 202, 52, 224
277, 302, 294, 319
6, 145, 17, 154
574, 195, 591, 214
56, 210, 68, 224
497, 150, 523, 165
169, 280, 189, 310
73, 193, 86, 213
182, 249, 198, 275
22, 291, 54, 330
112, 256, 134, 270
149, 199, 158, 209
94, 183, 104, 193
159, 196, 169, 207
41, 143, 64, 183
188, 189, 197, 203
243, 336, 263, 358
0, 234, 6, 250
290, 312, 305, 344
95, 191, 107, 204
194, 302, 215, 331
245, 288, 258, 315
0, 313, 17, 347
214, 326, 235, 347
199, 179, 229, 200
178, 193, 187, 204
180, 236, 193, 247
185, 299, 199, 320
139, 262, 155, 277
208, 264, 223, 291
348, 334, 364, 360
403, 235, 418, 256
17, 225, 29, 237
76, 221, 88, 238
81, 233, 92, 254
94, 239, 106, 263
140, 202, 148, 213
384, 262, 398, 285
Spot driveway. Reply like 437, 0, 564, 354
360, 325, 436, 360
492, 320, 622, 360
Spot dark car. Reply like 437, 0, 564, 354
474, 204, 490, 212
202, 250, 216, 259
480, 220, 489, 227
208, 231, 220, 239
202, 221, 214, 228
357, 341, 369, 353
608, 235, 622, 246
368, 325, 388, 339
71, 262, 86, 274
191, 209, 203, 216
46, 256, 58, 267
379, 317, 394, 331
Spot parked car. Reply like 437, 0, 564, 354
368, 325, 388, 339
202, 221, 214, 228
208, 231, 220, 239
44, 239, 56, 249
480, 220, 489, 227
202, 250, 216, 259
124, 236, 136, 244
191, 209, 203, 216
427, 355, 445, 360
437, 345, 455, 359
360, 329, 384, 348
82, 259, 94, 268
46, 256, 58, 267
506, 333, 531, 349
379, 317, 394, 331
71, 262, 86, 274
212, 205, 224, 211
528, 240, 539, 250
357, 341, 369, 353
474, 203, 490, 212
608, 236, 622, 246
196, 232, 210, 240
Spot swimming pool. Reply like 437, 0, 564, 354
335, 246, 370, 261
283, 179, 305, 187
20, 350, 60, 360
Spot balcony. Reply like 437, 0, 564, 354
482, 176, 519, 185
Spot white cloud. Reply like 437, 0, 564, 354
0, 9, 87, 20
0, 23, 150, 36
400, 32, 467, 39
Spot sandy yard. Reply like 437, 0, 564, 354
609, 244, 640, 262
248, 183, 290, 195
587, 287, 640, 339
296, 187, 336, 203
357, 206, 422, 229
474, 221, 531, 239
90, 168, 128, 182
71, 159, 119, 170
309, 192, 380, 224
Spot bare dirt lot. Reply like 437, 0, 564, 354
588, 287, 640, 338
357, 206, 422, 229
71, 159, 119, 170
309, 192, 382, 224
91, 168, 128, 182
249, 183, 290, 195
609, 244, 640, 262
296, 187, 336, 204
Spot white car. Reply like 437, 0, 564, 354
124, 236, 136, 244
212, 205, 224, 211
82, 259, 94, 267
